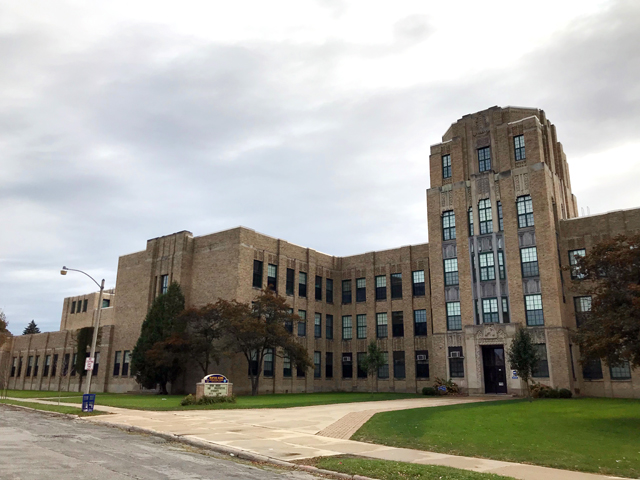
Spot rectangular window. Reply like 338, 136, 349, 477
51, 354, 58, 377
62, 354, 69, 376
82, 299, 88, 312
285, 311, 293, 334
390, 273, 402, 299
283, 354, 292, 377
102, 299, 110, 308
43, 355, 51, 377
610, 361, 632, 380
482, 298, 499, 323
92, 352, 100, 376
449, 347, 464, 377
416, 350, 429, 378
582, 358, 603, 380
160, 274, 169, 295
569, 249, 586, 279
468, 207, 474, 236
248, 350, 259, 376
498, 251, 505, 279
478, 147, 491, 172
412, 270, 425, 296
264, 348, 274, 377
342, 316, 353, 340
27, 356, 33, 377
391, 311, 404, 337
502, 297, 510, 323
297, 362, 306, 378
17, 357, 23, 377
516, 195, 534, 228
10, 357, 16, 377
267, 264, 277, 292
286, 268, 295, 295
71, 301, 76, 314
113, 351, 121, 376
325, 352, 333, 378
574, 296, 592, 327
314, 313, 322, 338
532, 344, 549, 377
342, 280, 352, 304
326, 278, 334, 303
376, 312, 388, 338
315, 275, 322, 301
326, 314, 333, 339
442, 154, 452, 179
356, 278, 366, 302
71, 353, 77, 376
357, 352, 367, 378
33, 356, 39, 377
342, 352, 353, 378
314, 351, 321, 378
122, 351, 131, 376
356, 314, 367, 339
514, 134, 525, 160
414, 309, 428, 336
479, 252, 495, 281
378, 352, 389, 379
446, 302, 462, 330
521, 247, 539, 277
298, 310, 306, 337
442, 210, 456, 240
497, 201, 503, 231
252, 260, 263, 288
299, 272, 307, 297
478, 199, 493, 234
393, 351, 405, 379
375, 275, 387, 300
444, 258, 459, 286
525, 294, 544, 326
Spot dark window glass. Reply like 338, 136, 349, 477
82, 299, 88, 312
315, 275, 322, 301
286, 268, 295, 295
356, 314, 367, 339
357, 352, 367, 378
479, 252, 495, 281
299, 272, 307, 297
449, 347, 464, 377
582, 358, 603, 380
502, 297, 510, 323
267, 264, 277, 292
71, 301, 76, 314
393, 351, 405, 379
497, 201, 503, 231
314, 313, 322, 338
122, 351, 130, 376
482, 298, 499, 323
356, 278, 366, 302
26, 356, 33, 377
248, 351, 259, 376
326, 278, 334, 303
376, 313, 388, 338
574, 296, 591, 327
252, 260, 263, 288
444, 258, 459, 286
264, 348, 274, 377
378, 352, 389, 379
446, 302, 462, 330
43, 355, 50, 377
314, 351, 321, 378
414, 309, 427, 336
326, 314, 333, 339
532, 344, 549, 377
283, 355, 292, 377
33, 356, 39, 377
468, 207, 474, 236
478, 147, 491, 172
342, 280, 352, 304
62, 354, 69, 376
92, 352, 99, 376
442, 210, 456, 240
390, 273, 402, 299
342, 316, 352, 340
297, 363, 306, 377
391, 311, 404, 337
416, 350, 429, 378
412, 270, 425, 296
160, 274, 169, 295
113, 351, 121, 376
610, 361, 632, 380
478, 198, 493, 234
569, 249, 586, 279
342, 353, 353, 378
51, 354, 58, 377
298, 310, 306, 337
17, 357, 23, 377
71, 353, 77, 376
10, 357, 16, 377
498, 251, 505, 279
325, 352, 333, 378
521, 247, 539, 277
442, 154, 452, 179
525, 295, 544, 326
375, 275, 387, 300
514, 135, 525, 161
516, 195, 534, 228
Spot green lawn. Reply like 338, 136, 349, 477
0, 398, 106, 417
60, 391, 422, 410
1, 389, 90, 399
353, 398, 640, 479
315, 457, 515, 480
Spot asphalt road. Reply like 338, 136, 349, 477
0, 406, 324, 480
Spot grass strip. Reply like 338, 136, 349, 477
0, 398, 106, 417
1, 389, 90, 399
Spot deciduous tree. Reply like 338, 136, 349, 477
0, 309, 10, 348
507, 327, 539, 401
178, 303, 223, 376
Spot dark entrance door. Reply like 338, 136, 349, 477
482, 346, 507, 394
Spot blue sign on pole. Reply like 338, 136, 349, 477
82, 394, 96, 412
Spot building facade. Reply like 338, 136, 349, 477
2, 106, 638, 398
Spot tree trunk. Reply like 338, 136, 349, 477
159, 381, 168, 395
251, 375, 260, 396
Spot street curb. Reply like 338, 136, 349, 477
0, 401, 80, 420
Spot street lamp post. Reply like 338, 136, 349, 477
60, 266, 105, 395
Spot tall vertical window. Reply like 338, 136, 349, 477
444, 258, 459, 285
478, 147, 491, 172
442, 210, 456, 240
520, 247, 539, 277
468, 207, 474, 236
160, 274, 169, 295
283, 354, 292, 377
610, 361, 632, 380
532, 344, 549, 377
286, 268, 295, 295
482, 298, 499, 323
390, 273, 402, 299
414, 309, 427, 336
252, 261, 263, 288
342, 353, 353, 378
378, 352, 389, 379
497, 201, 504, 231
43, 355, 51, 376
356, 278, 366, 302
92, 352, 99, 376
315, 275, 322, 301
582, 358, 603, 380
267, 264, 277, 291
342, 316, 353, 340
51, 354, 58, 377
478, 199, 493, 234
569, 249, 586, 279
376, 313, 388, 338
412, 270, 425, 296
393, 351, 406, 379
297, 363, 306, 378
356, 314, 367, 339
27, 356, 33, 377
498, 251, 505, 279
325, 352, 333, 378
326, 278, 334, 303
314, 351, 321, 378
298, 310, 306, 336
34, 356, 40, 377
357, 352, 367, 378
479, 252, 495, 281
502, 297, 510, 323
264, 349, 274, 377
122, 351, 130, 376
17, 357, 23, 377
299, 272, 307, 297
71, 353, 77, 376
113, 351, 121, 376
442, 154, 452, 179
449, 347, 464, 377
326, 314, 334, 339
375, 275, 387, 300
525, 294, 544, 326
415, 351, 429, 378
446, 302, 462, 330
574, 296, 592, 327
82, 299, 88, 312
514, 135, 525, 160
342, 280, 352, 304
285, 309, 293, 333
248, 351, 258, 376
392, 311, 404, 337
516, 195, 534, 228
71, 301, 76, 314
10, 357, 16, 377
314, 313, 322, 338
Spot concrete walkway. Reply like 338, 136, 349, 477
7, 396, 625, 480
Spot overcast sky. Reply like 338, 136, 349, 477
1, 0, 639, 334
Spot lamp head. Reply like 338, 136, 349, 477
60, 266, 68, 276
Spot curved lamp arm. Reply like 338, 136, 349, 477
60, 266, 102, 290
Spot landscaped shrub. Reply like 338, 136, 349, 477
530, 382, 572, 399
422, 387, 437, 396
180, 394, 237, 406
433, 377, 460, 395
558, 388, 572, 398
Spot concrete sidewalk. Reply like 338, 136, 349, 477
7, 396, 625, 480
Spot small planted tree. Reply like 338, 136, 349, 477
23, 320, 40, 335
507, 327, 540, 401
359, 340, 387, 392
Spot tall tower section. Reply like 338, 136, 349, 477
427, 106, 578, 395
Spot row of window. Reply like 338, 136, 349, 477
69, 299, 88, 314
10, 352, 100, 378
582, 358, 632, 380
440, 135, 525, 179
